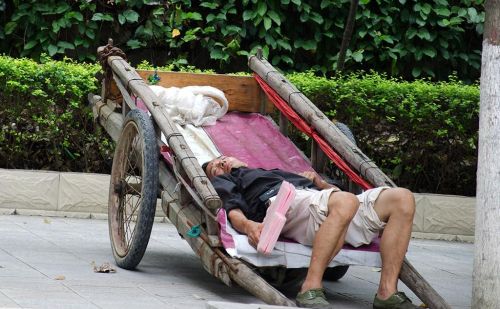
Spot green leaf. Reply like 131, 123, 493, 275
467, 7, 477, 20
206, 13, 216, 22
257, 2, 267, 16
52, 20, 60, 32
442, 49, 450, 60
268, 10, 281, 25
54, 3, 70, 14
421, 3, 431, 15
309, 12, 324, 24
435, 7, 451, 16
118, 14, 126, 25
152, 7, 165, 17
200, 2, 218, 9
24, 40, 37, 50
412, 67, 421, 77
57, 41, 75, 50
263, 17, 272, 30
85, 29, 95, 40
417, 28, 431, 40
4, 21, 17, 35
449, 17, 463, 26
277, 39, 291, 51
243, 10, 255, 21
47, 44, 58, 56
423, 47, 436, 58
295, 39, 316, 50
320, 0, 330, 9
352, 50, 364, 62
184, 12, 203, 21
123, 9, 139, 23
380, 35, 394, 44
438, 19, 450, 27
67, 11, 84, 22
210, 48, 224, 59
407, 28, 417, 39
92, 13, 114, 22
127, 39, 145, 49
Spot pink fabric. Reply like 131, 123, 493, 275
257, 181, 296, 255
203, 112, 312, 173
217, 208, 236, 250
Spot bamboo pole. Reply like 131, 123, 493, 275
107, 56, 222, 212
248, 56, 395, 188
248, 56, 451, 309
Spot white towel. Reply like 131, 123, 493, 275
149, 85, 228, 126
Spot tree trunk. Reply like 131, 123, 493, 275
336, 0, 359, 72
472, 1, 500, 307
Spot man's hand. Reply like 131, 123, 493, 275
228, 209, 263, 248
244, 220, 263, 247
299, 171, 339, 190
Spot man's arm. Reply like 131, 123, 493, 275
300, 171, 340, 190
228, 209, 263, 247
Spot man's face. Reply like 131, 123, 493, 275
205, 156, 247, 179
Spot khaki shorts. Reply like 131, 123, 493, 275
279, 187, 389, 247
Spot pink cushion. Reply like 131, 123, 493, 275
257, 181, 296, 255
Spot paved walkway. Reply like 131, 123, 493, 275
0, 215, 472, 309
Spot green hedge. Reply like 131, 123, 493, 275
0, 57, 479, 195
288, 72, 479, 196
0, 56, 113, 172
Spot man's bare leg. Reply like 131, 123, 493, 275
372, 188, 415, 299
300, 191, 359, 292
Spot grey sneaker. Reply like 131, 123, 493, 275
373, 292, 419, 309
296, 288, 333, 308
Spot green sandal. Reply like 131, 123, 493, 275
296, 288, 333, 308
373, 292, 419, 309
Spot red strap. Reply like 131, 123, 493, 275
254, 74, 373, 190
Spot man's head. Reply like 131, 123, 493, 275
203, 156, 248, 179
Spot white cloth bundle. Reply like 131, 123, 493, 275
149, 85, 228, 126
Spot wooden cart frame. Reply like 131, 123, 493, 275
89, 40, 451, 308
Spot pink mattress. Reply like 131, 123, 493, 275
203, 112, 312, 173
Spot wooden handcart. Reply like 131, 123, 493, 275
89, 40, 451, 308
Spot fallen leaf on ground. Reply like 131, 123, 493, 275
92, 262, 116, 273
54, 275, 65, 280
43, 218, 51, 224
371, 267, 381, 272
192, 294, 205, 300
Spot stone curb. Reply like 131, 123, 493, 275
0, 169, 475, 242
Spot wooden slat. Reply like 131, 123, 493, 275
136, 70, 272, 113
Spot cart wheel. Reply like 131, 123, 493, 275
108, 109, 159, 270
323, 265, 349, 281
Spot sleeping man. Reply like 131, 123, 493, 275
203, 156, 418, 309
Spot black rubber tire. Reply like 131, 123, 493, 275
108, 109, 159, 270
323, 265, 350, 281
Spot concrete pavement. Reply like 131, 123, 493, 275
0, 215, 473, 308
